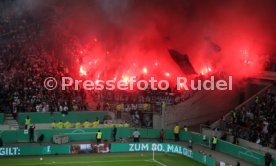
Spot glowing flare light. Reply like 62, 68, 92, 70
80, 66, 87, 76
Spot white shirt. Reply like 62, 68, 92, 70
133, 131, 140, 138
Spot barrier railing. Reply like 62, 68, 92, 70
17, 111, 108, 125
1, 128, 275, 165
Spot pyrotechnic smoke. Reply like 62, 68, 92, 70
6, 0, 276, 81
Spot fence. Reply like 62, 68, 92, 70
0, 128, 275, 165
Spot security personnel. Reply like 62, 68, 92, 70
51, 120, 57, 129
118, 123, 123, 128
96, 130, 102, 144
83, 120, 91, 128
92, 118, 100, 128
75, 122, 81, 128
211, 136, 217, 150
57, 120, 63, 129
143, 103, 149, 111
25, 116, 31, 129
64, 121, 71, 128
123, 123, 129, 128
174, 123, 180, 142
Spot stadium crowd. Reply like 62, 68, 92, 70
221, 88, 276, 149
0, 10, 86, 119
0, 2, 221, 131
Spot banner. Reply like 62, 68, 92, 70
71, 143, 110, 154
0, 145, 70, 156
110, 143, 215, 166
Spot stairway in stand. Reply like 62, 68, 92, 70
4, 113, 19, 130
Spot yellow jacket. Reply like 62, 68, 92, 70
174, 125, 180, 134
83, 121, 91, 128
75, 122, 81, 128
52, 122, 57, 129
57, 122, 63, 129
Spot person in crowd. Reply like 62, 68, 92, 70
112, 125, 117, 142
133, 129, 140, 142
264, 152, 272, 166
174, 123, 180, 142
96, 130, 102, 144
160, 129, 165, 143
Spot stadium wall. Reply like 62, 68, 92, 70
0, 143, 215, 166
1, 129, 275, 165
17, 112, 108, 125
164, 88, 242, 129
0, 113, 4, 124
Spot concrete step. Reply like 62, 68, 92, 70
5, 114, 13, 117
4, 119, 17, 122
5, 116, 14, 120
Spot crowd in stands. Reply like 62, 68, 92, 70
0, 2, 199, 132
0, 9, 87, 118
221, 88, 276, 149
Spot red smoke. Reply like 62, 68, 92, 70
24, 0, 276, 84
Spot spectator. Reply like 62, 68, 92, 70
264, 152, 272, 166
224, 89, 276, 149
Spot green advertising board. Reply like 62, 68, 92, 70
18, 112, 108, 125
111, 143, 215, 166
0, 145, 70, 156
0, 113, 4, 124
